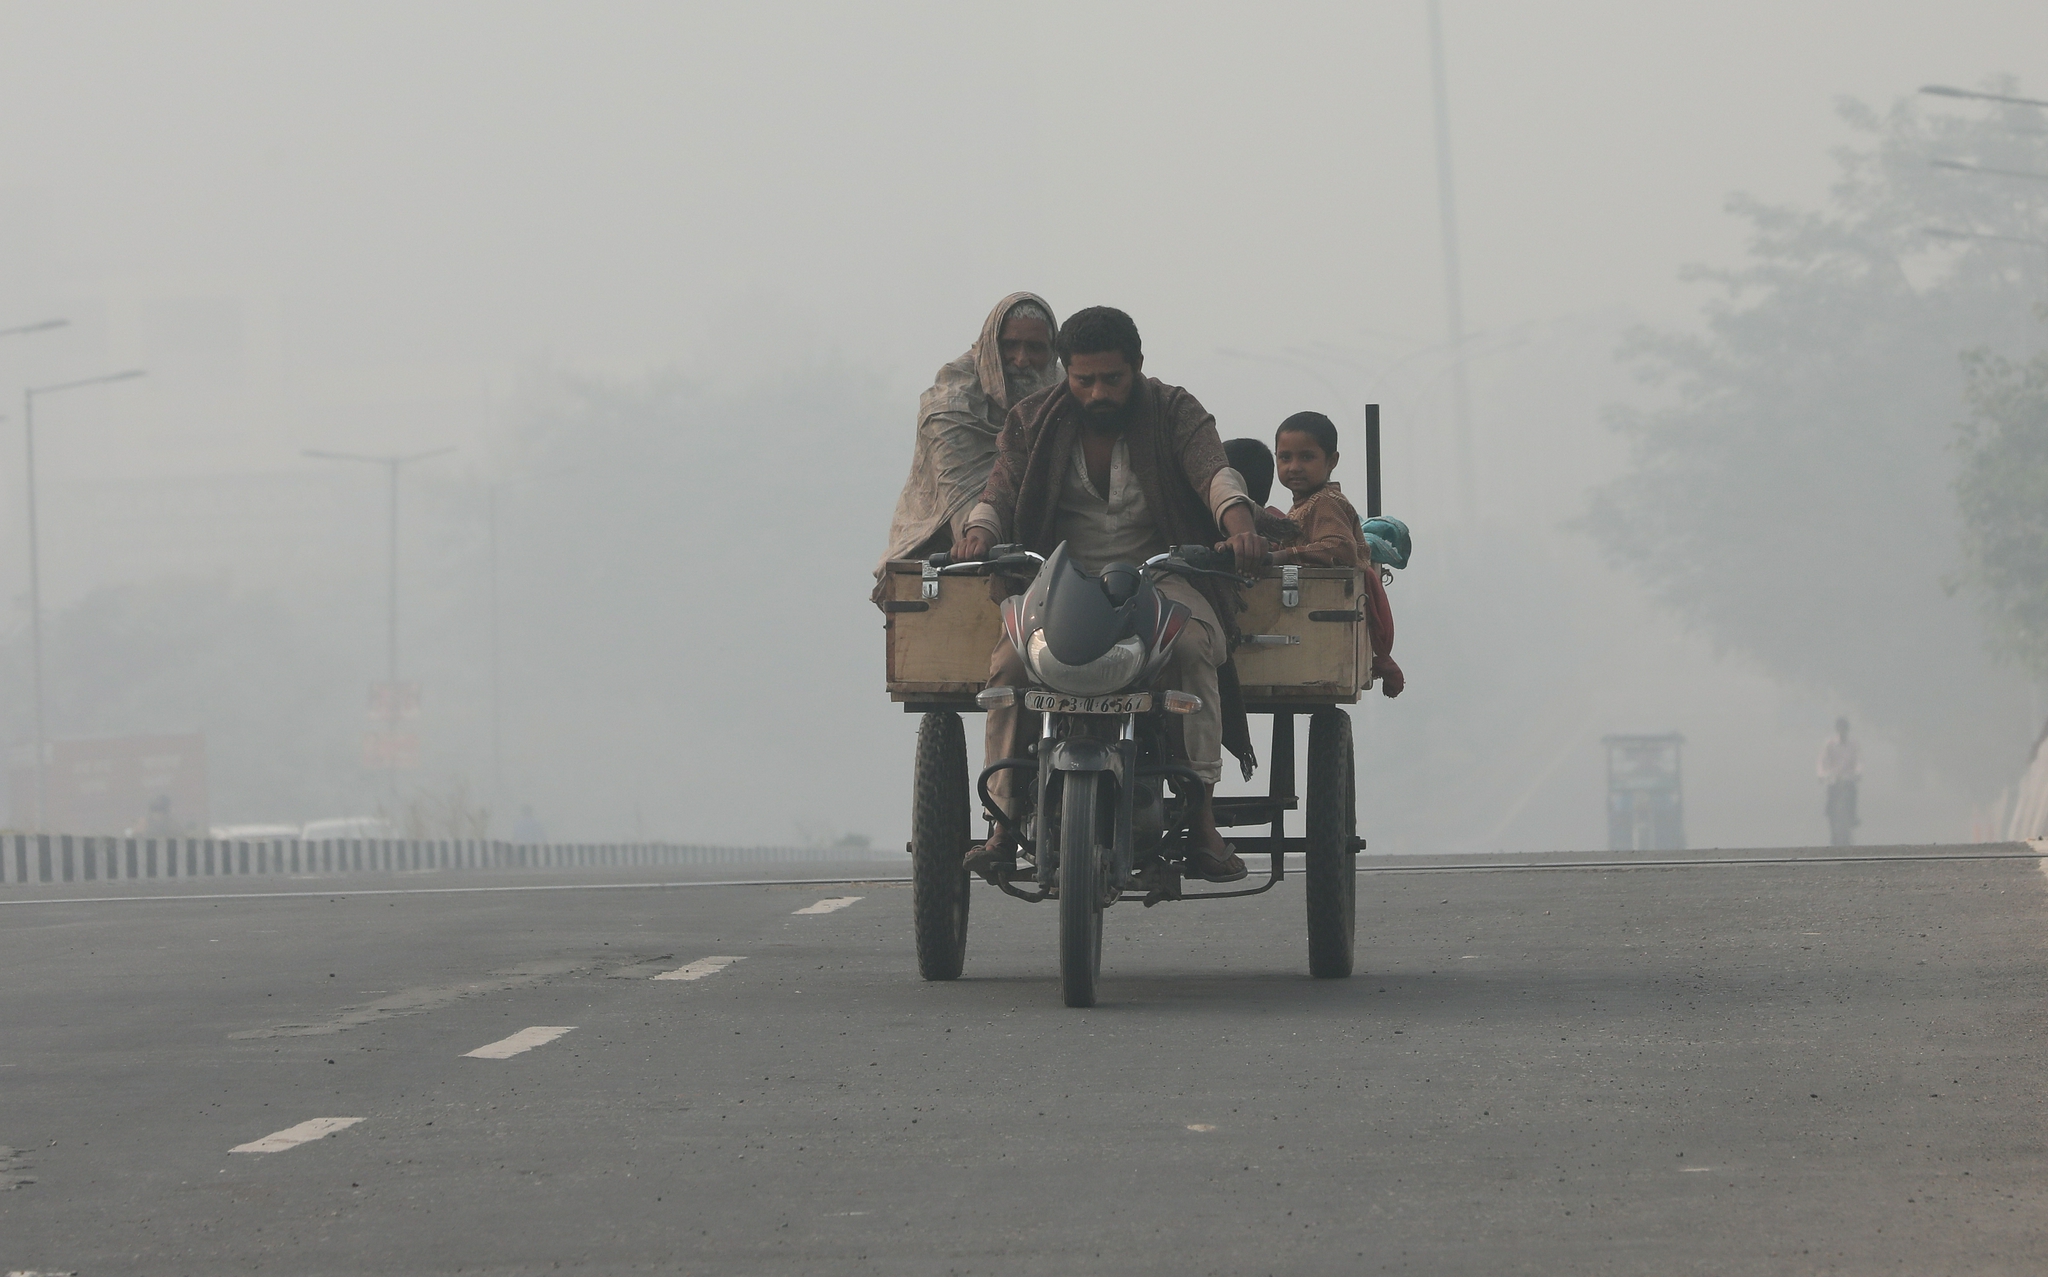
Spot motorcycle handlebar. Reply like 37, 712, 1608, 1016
925, 545, 1044, 577
927, 543, 1249, 582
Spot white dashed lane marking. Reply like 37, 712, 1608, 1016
652, 956, 745, 981
464, 1025, 576, 1058
229, 1116, 364, 1154
792, 896, 863, 915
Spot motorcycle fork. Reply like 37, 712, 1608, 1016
1036, 713, 1136, 902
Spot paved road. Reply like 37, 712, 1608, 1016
3, 846, 2046, 1275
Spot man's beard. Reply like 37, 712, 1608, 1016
1081, 395, 1134, 433
1004, 361, 1059, 405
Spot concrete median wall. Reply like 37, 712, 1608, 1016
0, 834, 888, 885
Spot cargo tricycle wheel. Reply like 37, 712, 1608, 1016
912, 711, 971, 980
1305, 707, 1357, 978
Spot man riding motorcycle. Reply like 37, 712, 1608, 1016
953, 306, 1265, 883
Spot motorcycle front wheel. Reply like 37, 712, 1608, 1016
1058, 771, 1105, 1007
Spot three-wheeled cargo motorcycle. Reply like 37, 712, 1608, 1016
879, 415, 1396, 1006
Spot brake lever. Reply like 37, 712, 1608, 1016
934, 548, 1044, 577
1149, 548, 1255, 586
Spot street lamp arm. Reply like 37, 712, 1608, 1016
304, 446, 458, 467
0, 319, 68, 339
1924, 225, 2048, 249
1921, 85, 2048, 110
28, 369, 146, 398
1929, 157, 2048, 183
397, 445, 458, 465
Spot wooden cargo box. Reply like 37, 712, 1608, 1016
881, 560, 1371, 706
880, 560, 1003, 700
1229, 566, 1371, 706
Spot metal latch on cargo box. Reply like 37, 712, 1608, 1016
1241, 634, 1301, 648
921, 561, 940, 601
1280, 565, 1300, 608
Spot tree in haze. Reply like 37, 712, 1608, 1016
1956, 345, 2048, 682
1589, 87, 2048, 787
0, 577, 362, 825
487, 361, 908, 842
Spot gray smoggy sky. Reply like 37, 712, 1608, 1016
4, 0, 2043, 476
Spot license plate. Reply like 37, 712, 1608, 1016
1023, 691, 1152, 715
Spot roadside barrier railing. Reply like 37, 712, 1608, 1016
0, 835, 890, 886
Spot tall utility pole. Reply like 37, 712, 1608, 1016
0, 318, 69, 828
22, 368, 145, 829
305, 446, 455, 810
1428, 0, 1477, 527
487, 482, 503, 807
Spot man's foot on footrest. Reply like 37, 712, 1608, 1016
1184, 845, 1247, 883
963, 834, 1016, 883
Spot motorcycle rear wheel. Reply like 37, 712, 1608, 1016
1059, 771, 1105, 1007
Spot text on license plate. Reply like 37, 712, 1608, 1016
1023, 691, 1153, 715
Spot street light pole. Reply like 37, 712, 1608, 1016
1428, 0, 1477, 527
387, 459, 401, 707
304, 446, 455, 812
20, 368, 146, 828
487, 483, 502, 806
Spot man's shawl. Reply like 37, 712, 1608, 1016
876, 292, 1058, 568
979, 375, 1238, 637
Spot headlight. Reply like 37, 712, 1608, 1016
1025, 632, 1146, 696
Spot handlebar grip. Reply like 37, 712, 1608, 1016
927, 552, 953, 568
1173, 544, 1237, 573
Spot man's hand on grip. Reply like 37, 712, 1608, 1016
1216, 529, 1270, 572
952, 528, 992, 563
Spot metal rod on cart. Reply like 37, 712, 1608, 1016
1270, 712, 1295, 880
1365, 403, 1382, 519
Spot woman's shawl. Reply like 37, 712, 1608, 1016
875, 292, 1057, 568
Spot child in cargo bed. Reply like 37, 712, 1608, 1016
1268, 411, 1405, 697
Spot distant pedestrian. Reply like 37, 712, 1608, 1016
1818, 717, 1860, 846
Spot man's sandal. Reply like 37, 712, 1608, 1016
963, 836, 1015, 883
1184, 844, 1248, 883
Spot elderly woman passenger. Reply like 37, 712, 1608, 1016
875, 293, 1059, 577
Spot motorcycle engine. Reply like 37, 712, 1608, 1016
1132, 775, 1165, 852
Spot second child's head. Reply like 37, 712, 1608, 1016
1224, 438, 1275, 506
1274, 411, 1339, 498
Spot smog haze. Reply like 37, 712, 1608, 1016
2, 1, 2044, 850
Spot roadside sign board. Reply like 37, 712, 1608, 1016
367, 682, 421, 722
5, 734, 209, 834
362, 731, 420, 769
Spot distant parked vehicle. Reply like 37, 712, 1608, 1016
208, 823, 302, 841
300, 817, 395, 842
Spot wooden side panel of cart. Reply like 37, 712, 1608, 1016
883, 560, 1370, 707
1232, 566, 1371, 709
881, 561, 1002, 698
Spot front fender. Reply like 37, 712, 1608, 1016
1048, 737, 1118, 774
